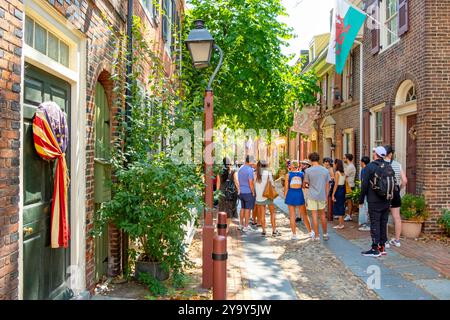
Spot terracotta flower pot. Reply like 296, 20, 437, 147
401, 220, 423, 239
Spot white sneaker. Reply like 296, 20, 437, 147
291, 234, 299, 240
358, 225, 371, 231
333, 224, 345, 229
344, 215, 352, 222
389, 238, 401, 247
242, 227, 251, 232
309, 231, 316, 239
385, 241, 391, 249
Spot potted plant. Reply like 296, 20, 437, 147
348, 180, 361, 213
400, 194, 429, 238
438, 209, 450, 236
95, 155, 203, 281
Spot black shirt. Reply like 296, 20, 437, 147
359, 158, 392, 205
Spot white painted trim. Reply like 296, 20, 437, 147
24, 45, 78, 82
394, 102, 417, 174
342, 128, 354, 156
369, 103, 385, 151
18, 13, 26, 302
22, 0, 87, 298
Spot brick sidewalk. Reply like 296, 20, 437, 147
333, 220, 450, 279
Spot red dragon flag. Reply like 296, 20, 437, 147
32, 101, 70, 249
326, 0, 367, 74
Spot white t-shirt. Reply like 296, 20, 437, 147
344, 163, 356, 188
389, 160, 402, 187
254, 169, 274, 202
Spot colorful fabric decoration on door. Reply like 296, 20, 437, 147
32, 101, 70, 249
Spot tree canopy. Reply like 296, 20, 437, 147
182, 0, 320, 134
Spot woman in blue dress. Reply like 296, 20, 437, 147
332, 159, 346, 229
284, 161, 312, 240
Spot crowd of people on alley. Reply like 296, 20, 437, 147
216, 145, 407, 257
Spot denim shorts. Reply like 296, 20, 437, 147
239, 193, 255, 209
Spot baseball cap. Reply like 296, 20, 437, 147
373, 146, 387, 157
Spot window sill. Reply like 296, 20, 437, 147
379, 39, 400, 55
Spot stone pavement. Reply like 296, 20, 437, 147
227, 200, 378, 300
274, 197, 450, 300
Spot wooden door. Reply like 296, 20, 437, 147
23, 63, 71, 300
406, 114, 417, 194
94, 82, 111, 282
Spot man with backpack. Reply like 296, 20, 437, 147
359, 146, 396, 257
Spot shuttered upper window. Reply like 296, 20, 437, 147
383, 0, 399, 48
25, 16, 70, 67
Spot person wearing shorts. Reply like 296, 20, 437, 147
254, 160, 279, 237
384, 145, 408, 248
237, 155, 256, 232
284, 160, 312, 240
304, 152, 330, 241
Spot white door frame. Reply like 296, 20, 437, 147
20, 0, 87, 299
394, 101, 417, 175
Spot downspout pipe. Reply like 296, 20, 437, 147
122, 0, 133, 281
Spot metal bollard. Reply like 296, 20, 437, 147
217, 212, 227, 237
212, 235, 227, 300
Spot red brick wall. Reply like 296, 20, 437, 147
420, 0, 450, 233
0, 0, 23, 300
316, 46, 362, 167
363, 0, 447, 233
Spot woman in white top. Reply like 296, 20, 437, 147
254, 160, 280, 237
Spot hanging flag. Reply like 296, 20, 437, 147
33, 101, 70, 249
326, 0, 367, 74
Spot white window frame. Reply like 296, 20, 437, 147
380, 0, 399, 53
343, 128, 354, 156
163, 0, 173, 55
141, 0, 159, 26
21, 0, 87, 299
370, 103, 385, 151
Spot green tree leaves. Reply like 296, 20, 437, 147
182, 0, 320, 134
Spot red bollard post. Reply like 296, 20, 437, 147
217, 212, 227, 237
212, 235, 227, 300
202, 224, 215, 288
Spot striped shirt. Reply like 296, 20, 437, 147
389, 160, 402, 186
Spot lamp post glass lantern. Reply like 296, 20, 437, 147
185, 20, 214, 69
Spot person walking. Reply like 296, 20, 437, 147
304, 152, 330, 241
344, 154, 357, 222
216, 157, 238, 231
332, 159, 346, 229
358, 156, 371, 232
254, 160, 280, 237
384, 145, 408, 248
284, 160, 312, 240
359, 146, 395, 257
237, 155, 256, 232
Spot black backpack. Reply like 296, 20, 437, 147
370, 160, 396, 201
224, 171, 237, 201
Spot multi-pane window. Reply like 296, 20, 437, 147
343, 130, 353, 156
25, 16, 70, 67
383, 0, 399, 47
374, 111, 383, 146
142, 0, 159, 22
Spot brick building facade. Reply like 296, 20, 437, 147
301, 30, 362, 168
362, 0, 449, 233
0, 0, 184, 300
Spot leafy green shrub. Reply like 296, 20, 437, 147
139, 273, 167, 296
438, 209, 450, 235
400, 194, 429, 222
95, 155, 203, 276
348, 180, 361, 204
172, 272, 191, 289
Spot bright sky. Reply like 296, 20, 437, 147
279, 0, 334, 63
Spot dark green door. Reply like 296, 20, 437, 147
94, 82, 111, 282
23, 63, 71, 300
